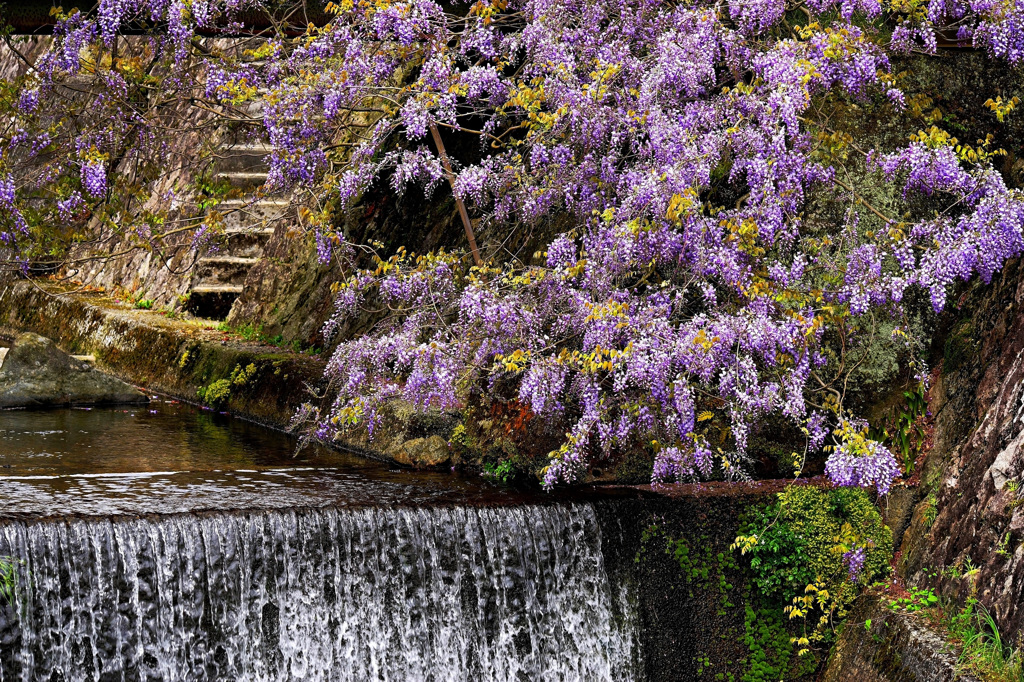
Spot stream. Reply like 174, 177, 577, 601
0, 402, 641, 681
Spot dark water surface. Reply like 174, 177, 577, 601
0, 401, 534, 517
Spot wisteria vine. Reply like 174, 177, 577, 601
2, 0, 1023, 491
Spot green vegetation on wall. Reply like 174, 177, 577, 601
196, 362, 260, 409
740, 486, 892, 603
637, 486, 893, 680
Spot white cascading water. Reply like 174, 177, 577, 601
0, 503, 638, 681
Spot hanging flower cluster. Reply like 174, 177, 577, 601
257, 0, 1024, 491
4, 0, 1024, 491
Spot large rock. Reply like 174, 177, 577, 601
897, 260, 1024, 640
0, 333, 148, 408
386, 435, 451, 468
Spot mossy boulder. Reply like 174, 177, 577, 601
0, 332, 148, 408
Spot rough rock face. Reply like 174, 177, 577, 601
330, 400, 461, 468
893, 258, 1024, 640
0, 333, 148, 408
386, 435, 451, 467
822, 594, 979, 682
828, 261, 1024, 681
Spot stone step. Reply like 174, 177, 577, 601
195, 256, 259, 287
186, 285, 243, 320
209, 199, 292, 230
222, 227, 275, 258
216, 144, 275, 173
191, 284, 244, 294
215, 171, 269, 189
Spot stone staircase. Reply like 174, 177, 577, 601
187, 144, 292, 320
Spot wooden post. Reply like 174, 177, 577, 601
429, 123, 483, 267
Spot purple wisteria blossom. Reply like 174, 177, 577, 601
80, 162, 107, 198
5, 0, 1024, 493
826, 441, 901, 495
844, 547, 867, 582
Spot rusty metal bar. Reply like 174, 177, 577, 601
429, 123, 483, 268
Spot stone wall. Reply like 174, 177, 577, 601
898, 258, 1024, 638
596, 486, 821, 682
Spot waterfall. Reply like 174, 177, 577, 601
0, 504, 638, 681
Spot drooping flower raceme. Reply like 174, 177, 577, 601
4, 0, 1024, 493
266, 0, 1024, 492
844, 547, 867, 582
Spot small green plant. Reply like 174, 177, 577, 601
922, 492, 938, 527
482, 460, 516, 483
887, 586, 939, 613
1006, 480, 1023, 512
230, 363, 258, 387
449, 423, 468, 448
196, 363, 259, 409
197, 379, 231, 408
996, 532, 1013, 558
740, 605, 802, 682
236, 323, 264, 342
194, 171, 234, 210
948, 597, 1024, 682
869, 383, 928, 475
133, 298, 154, 310
912, 560, 1024, 680
0, 557, 20, 605
942, 564, 964, 580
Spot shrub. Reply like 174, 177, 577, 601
197, 379, 231, 409
740, 486, 893, 618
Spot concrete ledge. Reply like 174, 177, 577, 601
0, 281, 324, 429
0, 281, 464, 468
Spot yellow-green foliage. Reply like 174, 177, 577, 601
449, 423, 468, 447
230, 363, 258, 386
780, 487, 892, 631
780, 486, 891, 593
197, 379, 231, 408
739, 485, 893, 638
196, 363, 259, 408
